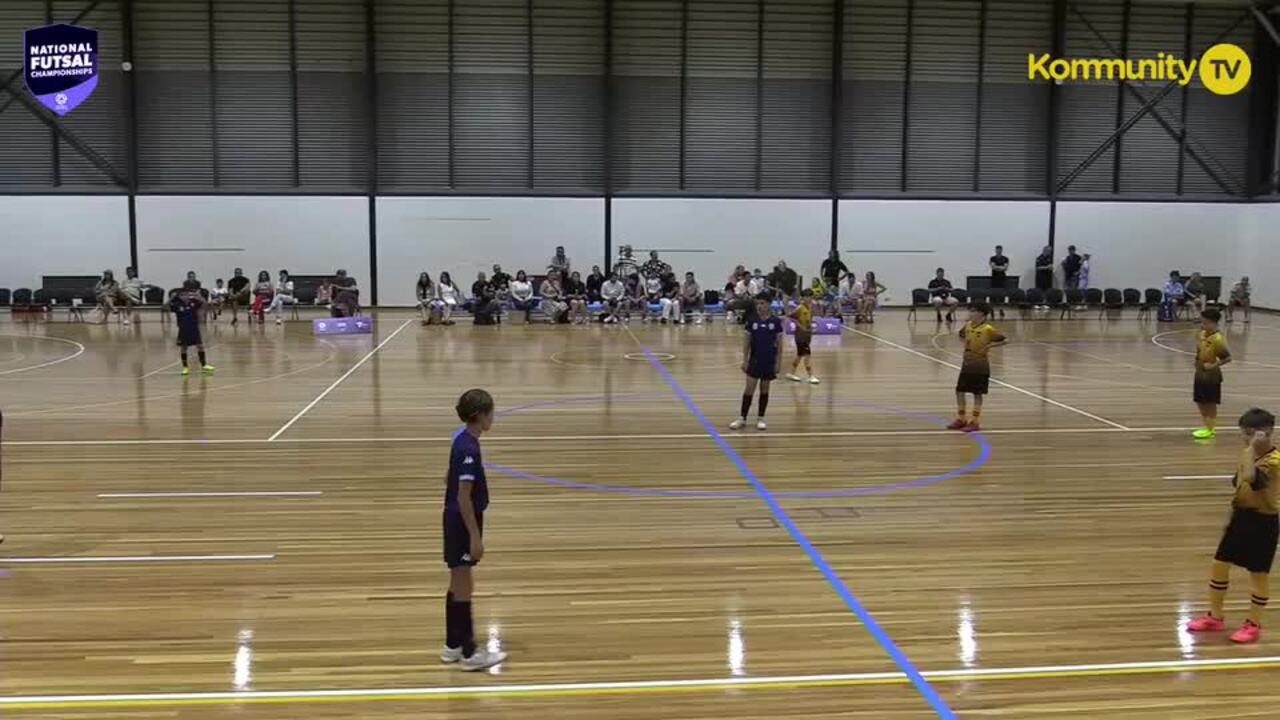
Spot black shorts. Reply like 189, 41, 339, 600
795, 334, 812, 357
1193, 380, 1222, 405
956, 371, 990, 395
176, 326, 202, 348
443, 510, 484, 568
747, 356, 778, 381
1216, 509, 1280, 573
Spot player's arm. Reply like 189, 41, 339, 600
456, 473, 484, 561
774, 327, 783, 374
1212, 339, 1232, 370
989, 329, 1008, 348
741, 331, 752, 372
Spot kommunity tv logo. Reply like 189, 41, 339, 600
1028, 43, 1252, 95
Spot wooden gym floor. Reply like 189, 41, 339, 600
2, 307, 1280, 719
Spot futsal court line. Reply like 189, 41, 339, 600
1151, 327, 1280, 370
1, 426, 1202, 447
137, 342, 224, 379
624, 328, 955, 718
5, 655, 1280, 710
0, 554, 276, 564
1163, 474, 1233, 481
0, 335, 85, 377
97, 491, 322, 498
268, 319, 413, 441
844, 325, 1130, 430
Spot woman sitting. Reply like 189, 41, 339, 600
120, 266, 149, 326
565, 271, 590, 324
509, 271, 536, 324
658, 271, 682, 324
538, 271, 569, 324
436, 272, 461, 326
681, 271, 704, 324
267, 269, 296, 325
93, 270, 121, 323
330, 270, 360, 318
250, 270, 274, 324
417, 272, 439, 325
314, 278, 332, 307
1227, 276, 1251, 324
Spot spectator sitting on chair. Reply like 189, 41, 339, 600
436, 271, 461, 326
314, 278, 331, 307
267, 269, 296, 325
726, 264, 747, 294
657, 271, 682, 324
210, 278, 228, 319
417, 273, 440, 325
748, 268, 769, 298
185, 270, 202, 289
539, 270, 569, 324
1227, 276, 1251, 324
490, 265, 512, 297
626, 272, 647, 323
928, 268, 959, 323
226, 267, 251, 325
642, 271, 664, 323
93, 270, 121, 324
586, 265, 605, 303
990, 246, 1009, 290
1184, 272, 1207, 315
250, 271, 274, 324
725, 270, 752, 323
601, 272, 626, 324
841, 272, 862, 317
331, 269, 360, 318
681, 271, 704, 325
509, 270, 535, 324
120, 266, 149, 326
1164, 270, 1186, 304
470, 274, 500, 326
769, 260, 799, 302
1061, 245, 1083, 290
565, 271, 590, 324
469, 272, 491, 311
548, 246, 571, 279
858, 271, 887, 324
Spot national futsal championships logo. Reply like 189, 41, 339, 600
23, 23, 99, 115
1028, 43, 1252, 96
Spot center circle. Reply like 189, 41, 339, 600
483, 394, 991, 498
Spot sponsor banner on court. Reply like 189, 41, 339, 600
1028, 43, 1251, 96
23, 23, 99, 115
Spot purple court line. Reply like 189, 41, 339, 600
481, 394, 992, 499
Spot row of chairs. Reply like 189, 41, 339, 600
907, 287, 1214, 320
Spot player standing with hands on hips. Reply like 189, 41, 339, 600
441, 389, 507, 671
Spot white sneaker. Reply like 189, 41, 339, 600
729, 418, 746, 430
122, 319, 131, 326
786, 373, 802, 382
441, 645, 463, 664
808, 376, 821, 385
756, 419, 768, 431
276, 317, 282, 325
460, 648, 508, 672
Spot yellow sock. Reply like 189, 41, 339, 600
1249, 572, 1270, 625
971, 409, 982, 422
1210, 561, 1231, 617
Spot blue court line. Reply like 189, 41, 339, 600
635, 345, 958, 719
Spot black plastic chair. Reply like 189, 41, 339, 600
1137, 288, 1163, 320
1123, 288, 1142, 311
951, 288, 970, 305
1101, 288, 1124, 318
1045, 288, 1066, 318
907, 288, 930, 320
987, 289, 1008, 318
1007, 288, 1028, 317
12, 288, 33, 309
967, 289, 989, 306
1061, 289, 1085, 319
144, 286, 165, 304
0, 288, 10, 307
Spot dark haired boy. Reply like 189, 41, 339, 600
948, 302, 1005, 433
441, 388, 507, 671
1186, 408, 1280, 644
1193, 308, 1232, 440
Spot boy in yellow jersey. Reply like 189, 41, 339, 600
1186, 408, 1280, 644
1193, 308, 1232, 439
787, 289, 820, 385
947, 302, 1006, 433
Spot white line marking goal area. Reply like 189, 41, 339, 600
268, 319, 413, 442
97, 491, 322, 498
0, 554, 276, 565
843, 325, 1131, 430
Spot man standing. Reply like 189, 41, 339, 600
641, 250, 671, 281
548, 246, 571, 278
1035, 245, 1054, 291
1061, 245, 1083, 290
613, 244, 640, 281
989, 246, 1010, 290
769, 261, 799, 301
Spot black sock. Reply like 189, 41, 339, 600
198, 350, 207, 366
458, 600, 476, 657
740, 393, 753, 419
758, 393, 770, 417
445, 592, 459, 649
180, 351, 188, 368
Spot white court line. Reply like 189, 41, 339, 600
5, 655, 1280, 707
1163, 475, 1233, 480
1, 426, 1202, 447
0, 554, 276, 564
844, 325, 1131, 430
1028, 340, 1152, 373
0, 335, 85, 376
268, 319, 413, 441
1151, 327, 1280, 370
97, 491, 322, 498
137, 342, 222, 379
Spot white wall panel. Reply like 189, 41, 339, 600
0, 196, 130, 291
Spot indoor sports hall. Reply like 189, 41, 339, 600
2, 1, 1280, 719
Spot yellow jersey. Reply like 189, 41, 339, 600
959, 322, 1006, 374
1195, 330, 1230, 384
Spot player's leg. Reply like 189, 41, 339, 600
1231, 571, 1271, 643
179, 344, 191, 375
197, 343, 213, 373
949, 391, 968, 430
756, 379, 771, 430
1194, 400, 1218, 439
1244, 298, 1252, 323
732, 377, 759, 430
1189, 560, 1232, 631
967, 393, 984, 431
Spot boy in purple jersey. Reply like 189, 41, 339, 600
731, 294, 783, 431
440, 388, 507, 671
